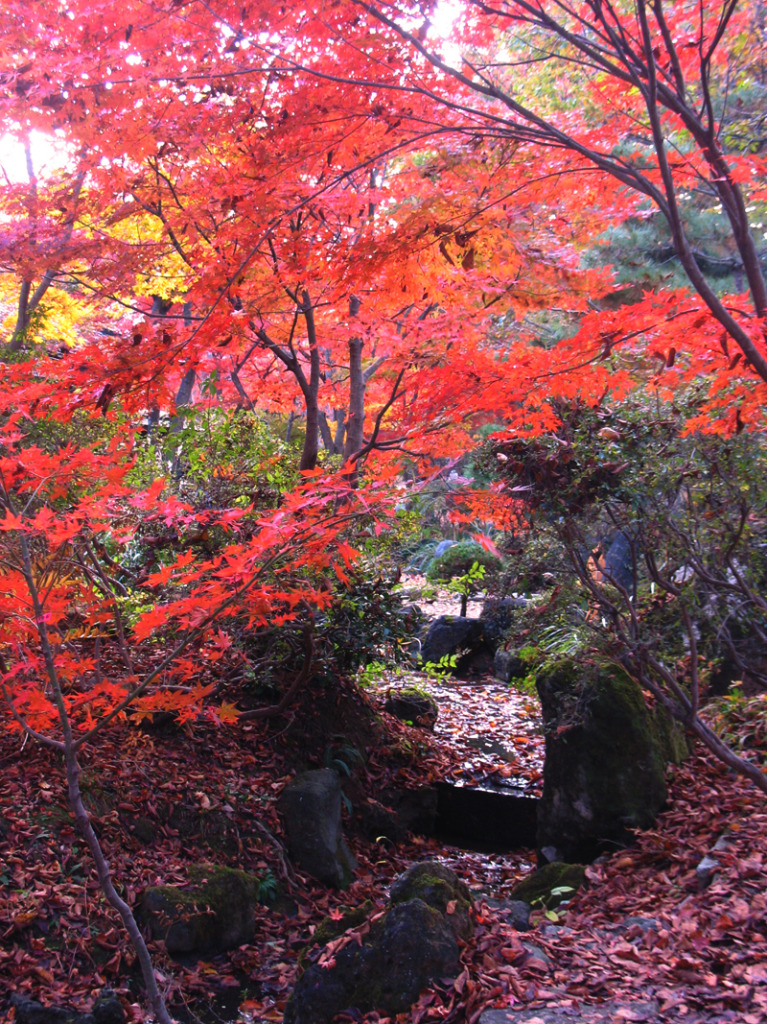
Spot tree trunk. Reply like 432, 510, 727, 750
342, 296, 364, 483
299, 290, 322, 472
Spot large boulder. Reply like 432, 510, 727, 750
285, 862, 472, 1024
140, 864, 261, 956
493, 647, 527, 684
536, 660, 688, 863
420, 615, 487, 671
389, 860, 474, 940
510, 861, 586, 911
278, 769, 357, 888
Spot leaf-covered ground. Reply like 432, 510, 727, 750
1, 663, 765, 1024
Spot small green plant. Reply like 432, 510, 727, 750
356, 660, 390, 688
446, 561, 487, 616
257, 870, 279, 904
530, 885, 575, 922
537, 623, 588, 660
324, 739, 364, 778
709, 690, 767, 760
420, 652, 459, 681
426, 541, 503, 614
116, 591, 158, 635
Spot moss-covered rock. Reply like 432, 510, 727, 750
651, 702, 691, 765
286, 900, 460, 1024
278, 769, 358, 888
140, 864, 261, 956
389, 860, 474, 940
285, 864, 472, 1024
536, 660, 688, 862
297, 901, 375, 972
511, 862, 586, 910
384, 688, 439, 730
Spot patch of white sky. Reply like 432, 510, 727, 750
429, 0, 464, 66
0, 129, 73, 185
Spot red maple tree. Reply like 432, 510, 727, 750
2, 0, 766, 1017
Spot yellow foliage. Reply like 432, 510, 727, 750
0, 279, 102, 349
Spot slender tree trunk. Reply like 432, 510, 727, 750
13, 532, 175, 1024
333, 408, 347, 454
65, 746, 176, 1023
299, 290, 321, 472
9, 279, 32, 352
285, 409, 295, 443
318, 410, 336, 454
342, 296, 364, 463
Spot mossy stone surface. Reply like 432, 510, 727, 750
389, 860, 474, 940
536, 660, 687, 862
285, 899, 460, 1024
384, 687, 439, 729
278, 769, 358, 888
285, 864, 472, 1024
141, 863, 261, 956
511, 862, 586, 909
298, 901, 375, 972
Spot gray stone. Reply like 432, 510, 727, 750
618, 916, 660, 940
696, 837, 729, 891
696, 853, 720, 891
502, 899, 533, 932
493, 648, 527, 683
536, 660, 689, 862
482, 897, 532, 932
420, 615, 485, 667
511, 862, 585, 909
384, 687, 438, 729
481, 597, 529, 648
519, 941, 552, 969
389, 860, 473, 940
285, 899, 461, 1024
480, 1000, 661, 1024
285, 864, 473, 1024
278, 769, 357, 888
141, 864, 260, 955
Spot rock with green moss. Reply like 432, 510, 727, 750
389, 860, 474, 940
285, 864, 471, 1024
140, 864, 261, 956
384, 687, 439, 730
536, 660, 689, 862
297, 901, 375, 972
511, 862, 586, 910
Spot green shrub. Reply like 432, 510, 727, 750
426, 540, 502, 582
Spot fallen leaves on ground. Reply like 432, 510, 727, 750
1, 653, 766, 1024
371, 674, 544, 794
